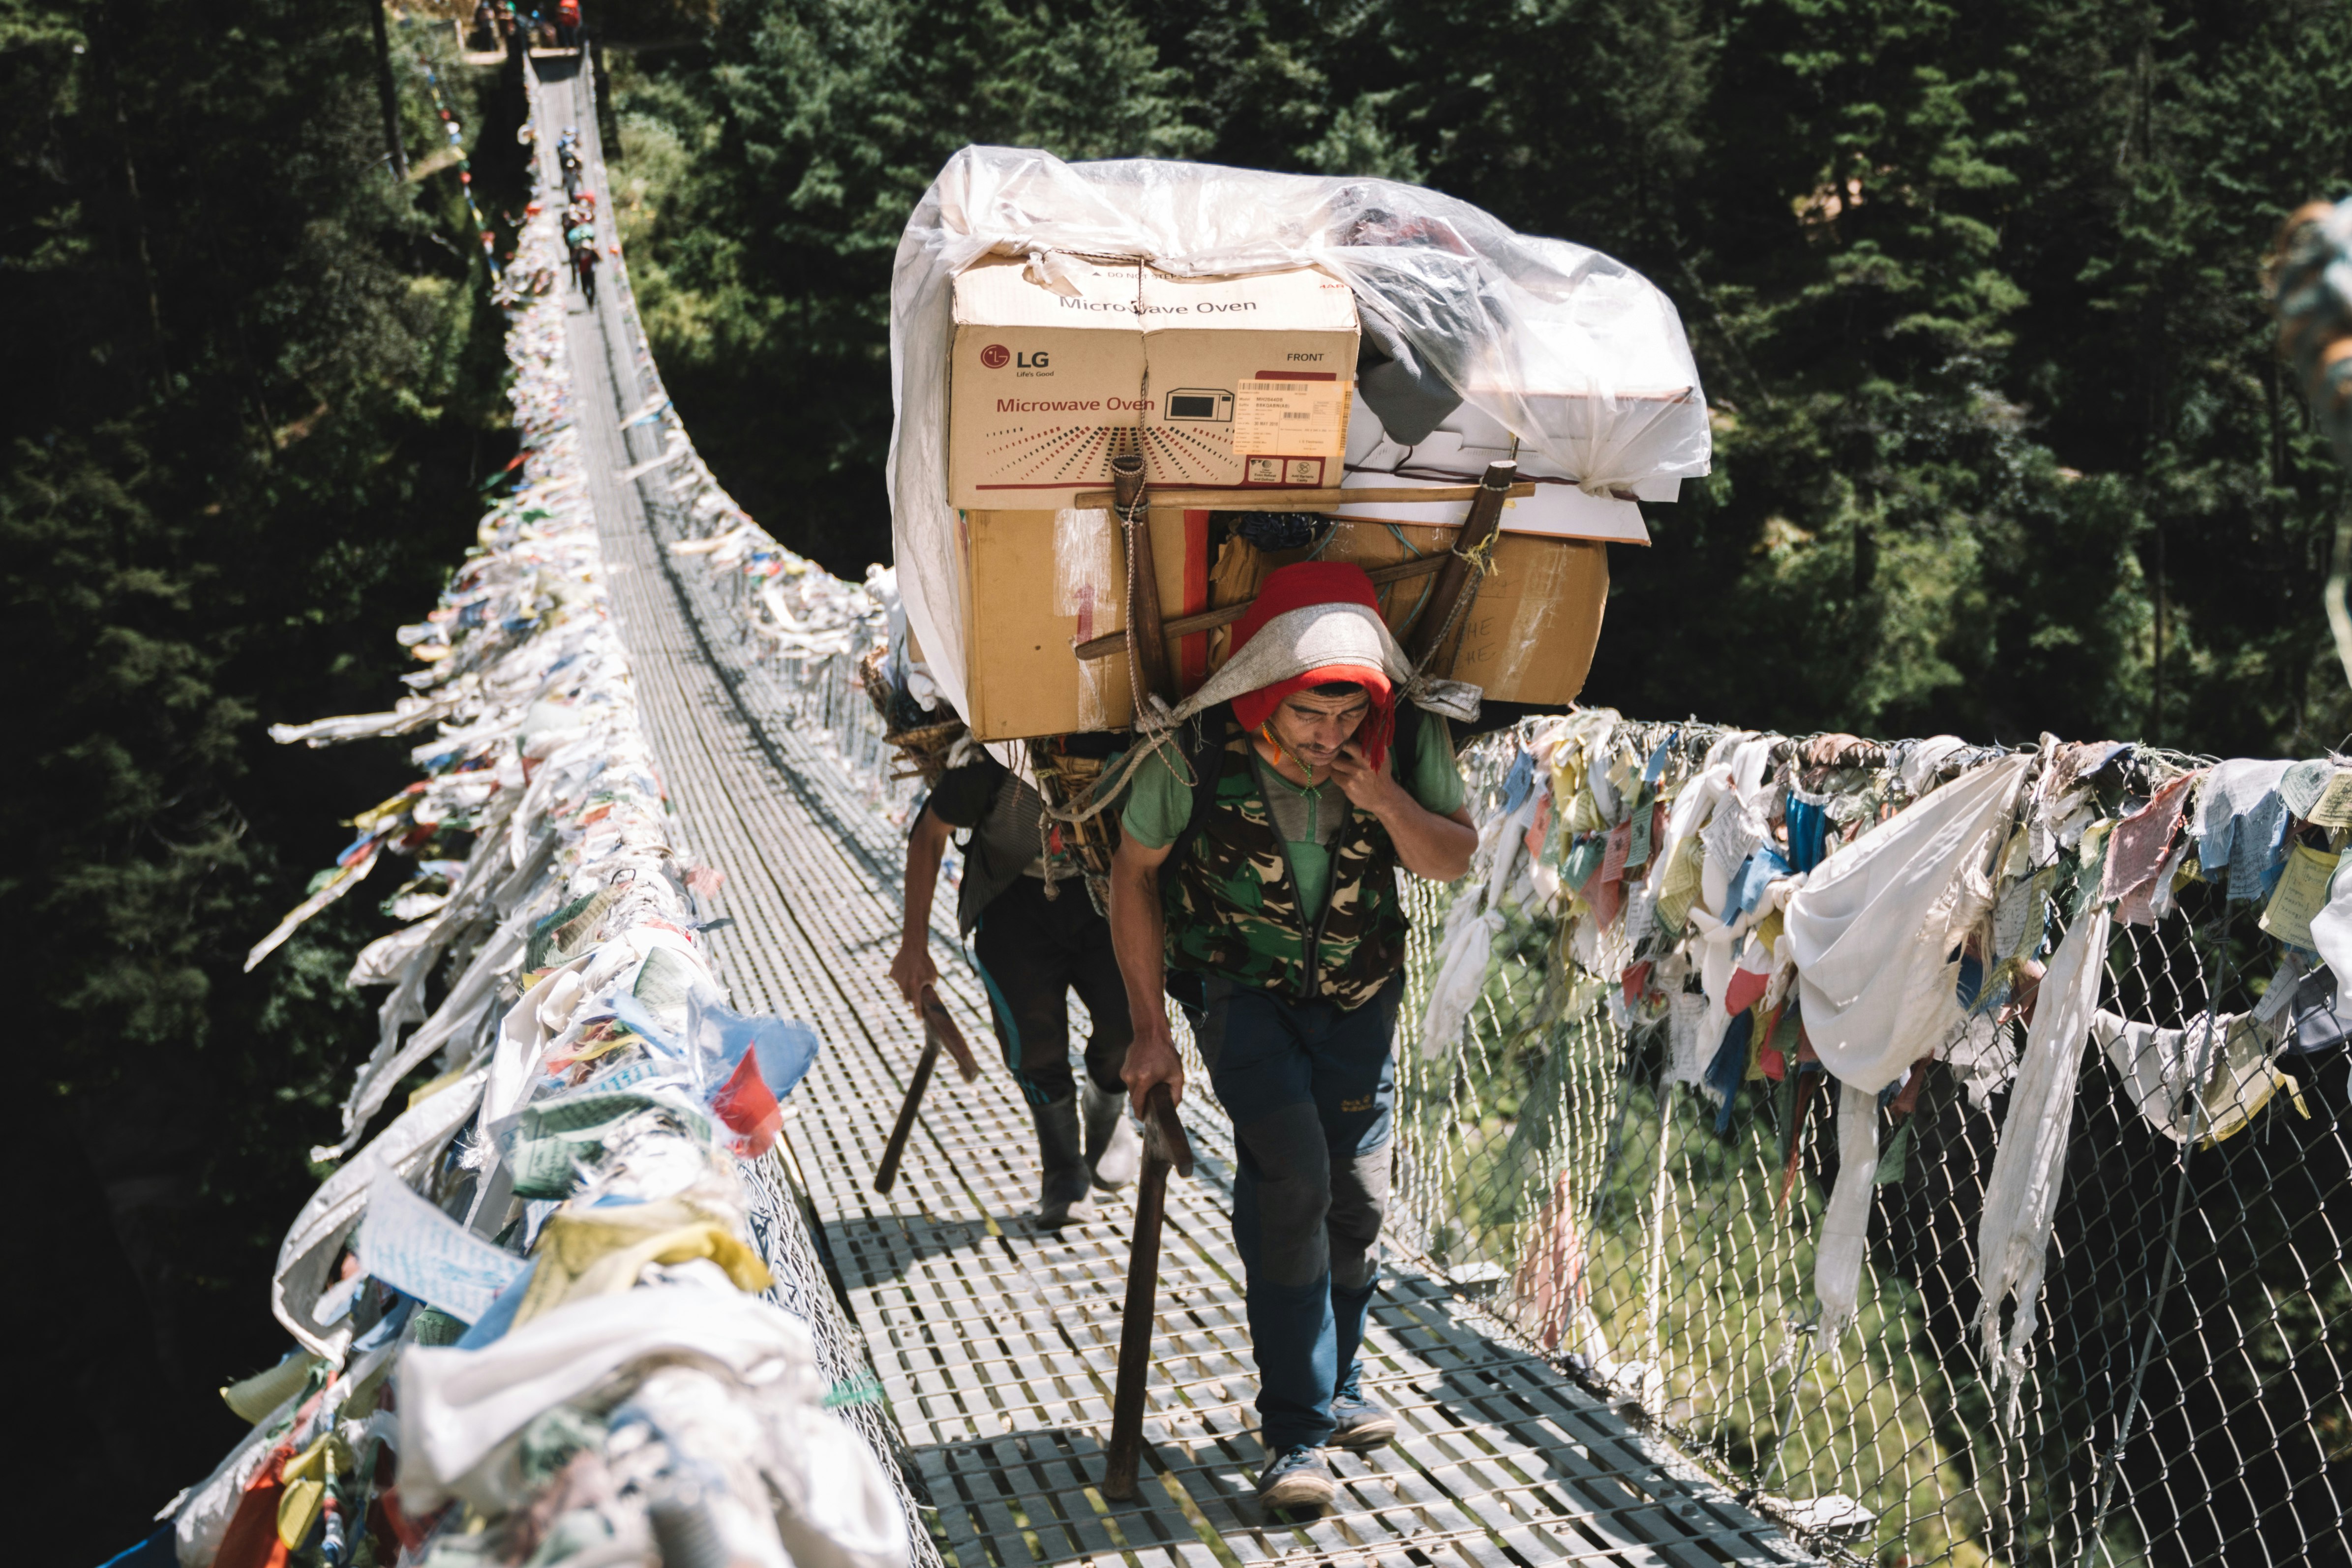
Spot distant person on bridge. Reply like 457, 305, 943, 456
569, 226, 599, 304
892, 739, 1142, 1229
1107, 561, 1476, 1512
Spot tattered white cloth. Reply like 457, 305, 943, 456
1147, 601, 1481, 734
1786, 754, 2034, 1094
1812, 1079, 1882, 1336
1974, 903, 2111, 1422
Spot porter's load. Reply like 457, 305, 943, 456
886, 148, 1710, 741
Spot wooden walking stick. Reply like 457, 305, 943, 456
1403, 459, 1518, 669
1100, 1082, 1195, 1501
1098, 449, 1198, 1500
1112, 453, 1175, 707
874, 983, 981, 1195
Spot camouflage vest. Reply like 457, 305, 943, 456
1162, 727, 1411, 1009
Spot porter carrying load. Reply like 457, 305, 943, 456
863, 620, 1143, 1228
1106, 560, 1480, 1509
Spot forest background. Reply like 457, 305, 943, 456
8, 0, 2352, 1563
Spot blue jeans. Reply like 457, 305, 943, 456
1189, 972, 1401, 1453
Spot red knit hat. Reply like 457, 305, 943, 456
1228, 562, 1397, 768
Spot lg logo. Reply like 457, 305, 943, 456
980, 344, 1049, 369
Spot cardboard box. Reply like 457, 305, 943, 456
1309, 521, 1610, 707
947, 258, 1359, 508
954, 507, 1213, 740
952, 507, 1608, 740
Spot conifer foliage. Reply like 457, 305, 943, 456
611, 0, 2352, 754
1, 1, 517, 1553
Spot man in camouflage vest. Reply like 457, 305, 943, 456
1109, 562, 1476, 1511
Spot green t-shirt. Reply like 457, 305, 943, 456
1121, 712, 1467, 921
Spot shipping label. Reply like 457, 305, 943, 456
1232, 377, 1350, 459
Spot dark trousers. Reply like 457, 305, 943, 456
971, 876, 1132, 1106
1189, 972, 1400, 1453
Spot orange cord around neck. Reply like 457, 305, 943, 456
1258, 721, 1318, 784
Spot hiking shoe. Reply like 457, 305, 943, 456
1328, 1391, 1397, 1450
1255, 1446, 1336, 1511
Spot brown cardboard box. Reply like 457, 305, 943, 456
954, 507, 1212, 740
953, 506, 1608, 741
1307, 521, 1609, 707
947, 258, 1359, 509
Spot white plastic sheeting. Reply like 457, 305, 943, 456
1973, 904, 2111, 1420
888, 147, 1711, 724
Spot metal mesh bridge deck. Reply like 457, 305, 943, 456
536, 56, 1816, 1568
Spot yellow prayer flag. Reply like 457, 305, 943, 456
2259, 843, 2344, 950
2308, 771, 2352, 828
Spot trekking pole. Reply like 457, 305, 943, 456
874, 983, 981, 1195
1100, 1082, 1194, 1500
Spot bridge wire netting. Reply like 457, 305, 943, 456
1378, 737, 2352, 1568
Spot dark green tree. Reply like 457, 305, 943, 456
0, 2, 517, 1557
615, 0, 2352, 758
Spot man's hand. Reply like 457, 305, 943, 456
1330, 739, 1477, 881
1328, 741, 1409, 814
1120, 1015, 1185, 1115
888, 940, 939, 1010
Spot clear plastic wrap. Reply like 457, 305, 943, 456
888, 147, 1711, 722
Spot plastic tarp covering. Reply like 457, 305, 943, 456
888, 147, 1711, 723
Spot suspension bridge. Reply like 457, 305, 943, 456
534, 52, 1814, 1568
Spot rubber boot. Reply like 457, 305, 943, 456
1084, 1079, 1144, 1191
1032, 1096, 1098, 1229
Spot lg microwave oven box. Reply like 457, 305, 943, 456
945, 257, 1360, 508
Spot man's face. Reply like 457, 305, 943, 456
1266, 687, 1370, 770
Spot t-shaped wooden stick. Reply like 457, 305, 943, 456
873, 984, 980, 1195
1113, 454, 1175, 704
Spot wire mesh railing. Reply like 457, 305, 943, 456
1379, 724, 2352, 1568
